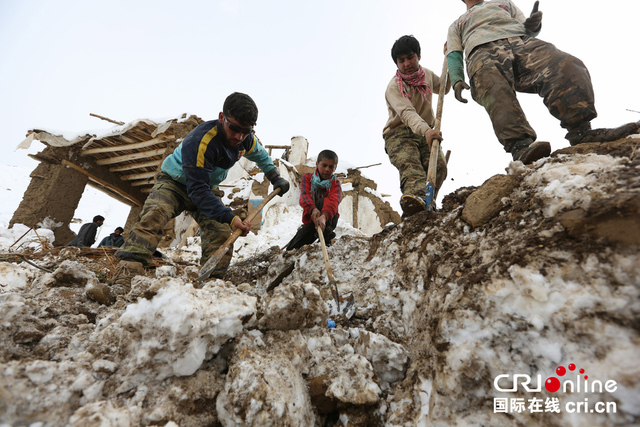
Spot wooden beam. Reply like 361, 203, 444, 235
61, 160, 143, 207
131, 179, 156, 187
121, 171, 157, 181
81, 136, 172, 155
355, 163, 381, 170
90, 113, 124, 125
264, 145, 291, 149
109, 159, 163, 172
95, 148, 166, 165
28, 153, 47, 163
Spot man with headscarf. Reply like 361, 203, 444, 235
383, 35, 449, 218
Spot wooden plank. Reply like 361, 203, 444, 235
95, 148, 166, 165
131, 179, 156, 187
264, 145, 290, 149
121, 171, 157, 181
109, 159, 163, 172
81, 136, 171, 155
61, 160, 143, 207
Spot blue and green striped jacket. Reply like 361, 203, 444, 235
161, 120, 276, 224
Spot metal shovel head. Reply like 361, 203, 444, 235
197, 251, 226, 284
327, 292, 356, 319
424, 182, 435, 211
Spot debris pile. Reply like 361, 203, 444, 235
0, 138, 639, 426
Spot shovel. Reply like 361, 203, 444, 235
425, 57, 449, 210
197, 187, 281, 284
317, 225, 355, 318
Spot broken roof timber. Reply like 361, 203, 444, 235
61, 160, 143, 207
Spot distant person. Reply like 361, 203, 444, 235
67, 215, 104, 247
286, 150, 343, 251
383, 35, 449, 218
112, 92, 290, 289
446, 0, 640, 164
98, 227, 125, 248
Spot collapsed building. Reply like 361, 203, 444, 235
10, 114, 400, 247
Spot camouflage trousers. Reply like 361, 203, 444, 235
384, 127, 448, 201
468, 36, 597, 152
115, 173, 233, 278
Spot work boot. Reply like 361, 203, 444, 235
512, 140, 551, 164
400, 195, 426, 218
324, 230, 337, 246
566, 121, 640, 146
110, 260, 145, 295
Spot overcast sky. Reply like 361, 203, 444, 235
1, 0, 639, 219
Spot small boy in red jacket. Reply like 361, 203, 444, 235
286, 150, 342, 251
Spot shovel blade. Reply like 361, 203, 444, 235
339, 294, 356, 318
197, 252, 225, 284
327, 292, 356, 319
424, 183, 435, 211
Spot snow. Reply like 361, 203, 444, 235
523, 154, 624, 217
0, 149, 638, 425
99, 278, 258, 380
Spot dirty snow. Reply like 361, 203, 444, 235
0, 149, 638, 426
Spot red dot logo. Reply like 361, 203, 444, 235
556, 366, 566, 376
568, 363, 576, 371
585, 375, 589, 380
579, 368, 585, 374
545, 377, 561, 393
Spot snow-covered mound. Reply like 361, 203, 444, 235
0, 139, 638, 426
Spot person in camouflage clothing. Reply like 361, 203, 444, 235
383, 35, 449, 218
111, 93, 290, 292
447, 0, 640, 164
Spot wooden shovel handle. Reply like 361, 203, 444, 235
198, 187, 281, 280
317, 225, 335, 282
433, 57, 448, 134
213, 187, 281, 258
426, 58, 449, 193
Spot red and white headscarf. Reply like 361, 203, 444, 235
396, 67, 432, 103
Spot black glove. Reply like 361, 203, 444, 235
524, 1, 542, 32
265, 169, 290, 196
454, 81, 470, 103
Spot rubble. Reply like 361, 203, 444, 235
0, 140, 638, 426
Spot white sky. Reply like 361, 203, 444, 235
1, 0, 639, 218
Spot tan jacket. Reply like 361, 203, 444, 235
383, 66, 444, 139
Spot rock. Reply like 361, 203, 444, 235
261, 282, 329, 331
13, 325, 45, 344
110, 279, 257, 380
217, 330, 316, 426
85, 283, 116, 306
559, 193, 640, 246
355, 330, 409, 384
155, 265, 176, 278
58, 247, 81, 260
43, 260, 98, 288
462, 174, 520, 227
69, 401, 133, 427
308, 354, 381, 406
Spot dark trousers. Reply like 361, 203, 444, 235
285, 215, 338, 251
